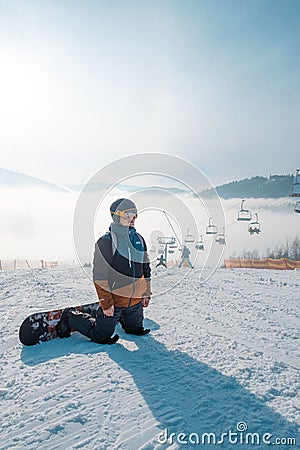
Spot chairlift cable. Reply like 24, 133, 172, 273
215, 197, 290, 226
188, 200, 241, 228
224, 197, 291, 229
163, 192, 294, 240
253, 198, 291, 214
162, 210, 182, 247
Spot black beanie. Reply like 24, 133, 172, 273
110, 198, 137, 222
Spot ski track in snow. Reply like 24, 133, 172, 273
0, 266, 299, 449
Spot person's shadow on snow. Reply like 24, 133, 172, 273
21, 319, 299, 449
107, 320, 299, 449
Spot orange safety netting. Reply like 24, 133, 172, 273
224, 258, 300, 270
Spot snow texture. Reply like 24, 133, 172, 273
0, 266, 299, 449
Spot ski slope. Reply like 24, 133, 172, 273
0, 266, 299, 449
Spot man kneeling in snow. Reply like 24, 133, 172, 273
56, 198, 151, 344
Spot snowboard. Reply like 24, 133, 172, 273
19, 302, 99, 346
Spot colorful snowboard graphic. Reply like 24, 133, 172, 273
19, 302, 99, 346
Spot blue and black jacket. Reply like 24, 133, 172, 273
93, 226, 151, 310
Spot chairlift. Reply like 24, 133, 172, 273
168, 250, 175, 254
169, 238, 177, 249
294, 201, 300, 213
184, 228, 195, 243
157, 236, 175, 245
290, 169, 300, 197
195, 235, 204, 251
158, 245, 164, 253
206, 217, 218, 235
237, 200, 252, 221
215, 228, 226, 245
248, 213, 261, 235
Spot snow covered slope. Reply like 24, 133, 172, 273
0, 266, 299, 449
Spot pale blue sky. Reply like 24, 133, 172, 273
0, 0, 299, 186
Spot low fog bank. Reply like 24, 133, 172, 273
0, 187, 299, 265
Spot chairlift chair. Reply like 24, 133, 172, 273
215, 228, 226, 245
248, 213, 261, 235
291, 169, 300, 197
150, 246, 156, 253
158, 236, 175, 245
294, 201, 300, 213
195, 235, 204, 251
237, 200, 252, 221
185, 228, 195, 243
206, 218, 218, 235
169, 238, 177, 249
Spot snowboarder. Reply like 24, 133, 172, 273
156, 254, 167, 268
179, 245, 193, 268
56, 198, 152, 344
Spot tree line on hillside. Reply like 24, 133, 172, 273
230, 236, 300, 261
201, 174, 294, 199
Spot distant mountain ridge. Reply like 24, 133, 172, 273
65, 182, 187, 194
201, 174, 294, 199
0, 168, 68, 192
0, 168, 295, 199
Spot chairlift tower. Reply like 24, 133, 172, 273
290, 169, 300, 213
290, 169, 300, 197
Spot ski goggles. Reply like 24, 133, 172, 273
112, 208, 138, 219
